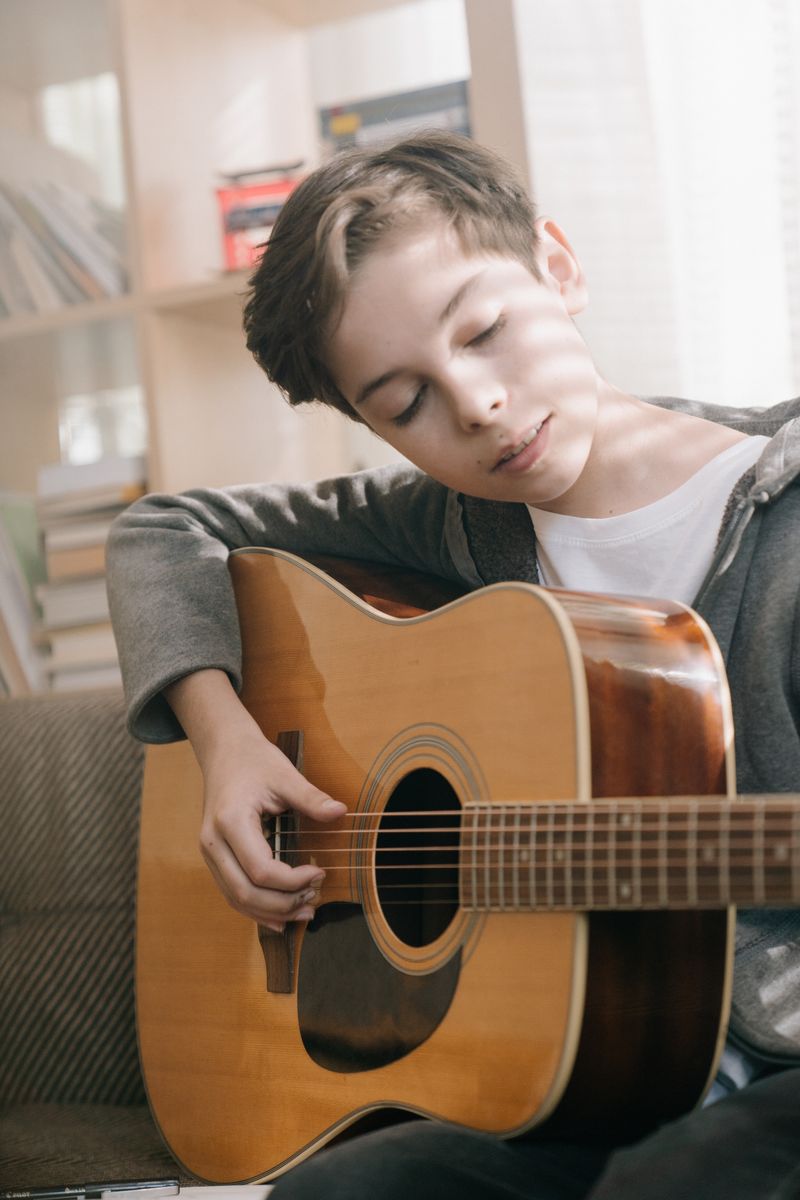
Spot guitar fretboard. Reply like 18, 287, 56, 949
460, 798, 800, 911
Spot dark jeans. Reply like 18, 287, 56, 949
270, 1067, 800, 1200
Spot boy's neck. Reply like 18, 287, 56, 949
534, 384, 747, 520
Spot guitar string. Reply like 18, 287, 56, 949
271, 824, 797, 838
285, 858, 794, 871
267, 804, 794, 827
273, 825, 795, 843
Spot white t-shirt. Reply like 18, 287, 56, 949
527, 436, 768, 604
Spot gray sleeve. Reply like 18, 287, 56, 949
106, 463, 480, 743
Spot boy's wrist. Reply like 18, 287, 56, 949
165, 668, 262, 768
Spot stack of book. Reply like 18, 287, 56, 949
36, 455, 146, 692
0, 494, 44, 696
0, 178, 128, 318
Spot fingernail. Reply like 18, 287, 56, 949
321, 798, 346, 814
310, 873, 325, 888
301, 888, 317, 904
296, 907, 315, 922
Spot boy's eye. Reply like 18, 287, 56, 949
392, 384, 428, 428
468, 315, 505, 347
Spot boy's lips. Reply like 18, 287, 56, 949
493, 417, 550, 472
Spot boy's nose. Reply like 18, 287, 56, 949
447, 369, 507, 431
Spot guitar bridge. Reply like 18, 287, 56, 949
258, 730, 303, 995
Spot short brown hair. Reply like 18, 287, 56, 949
243, 130, 540, 423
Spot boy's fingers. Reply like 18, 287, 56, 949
207, 812, 324, 894
202, 833, 322, 923
288, 780, 347, 822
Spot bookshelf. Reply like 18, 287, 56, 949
0, 0, 528, 496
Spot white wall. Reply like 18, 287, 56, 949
512, 0, 800, 408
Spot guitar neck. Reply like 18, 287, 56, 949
461, 796, 800, 911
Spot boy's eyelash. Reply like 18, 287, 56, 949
392, 385, 427, 428
469, 315, 505, 346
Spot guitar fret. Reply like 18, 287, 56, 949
569, 806, 586, 909
753, 797, 766, 905
720, 800, 731, 904
763, 804, 793, 903
633, 804, 642, 908
731, 803, 756, 903
546, 806, 555, 910
490, 804, 497, 909
616, 806, 633, 906
564, 805, 573, 910
658, 802, 668, 907
609, 802, 618, 907
497, 806, 506, 911
586, 804, 594, 909
512, 806, 521, 911
484, 803, 494, 911
529, 806, 538, 911
470, 805, 479, 910
687, 803, 698, 906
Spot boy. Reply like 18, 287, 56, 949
107, 132, 800, 1198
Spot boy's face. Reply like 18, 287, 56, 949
326, 218, 600, 510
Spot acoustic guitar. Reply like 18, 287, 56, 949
136, 548, 800, 1183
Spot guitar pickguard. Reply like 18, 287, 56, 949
297, 902, 461, 1073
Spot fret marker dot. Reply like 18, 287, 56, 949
555, 849, 565, 863
619, 883, 632, 899
620, 813, 632, 828
519, 850, 530, 864
702, 846, 716, 863
774, 844, 789, 862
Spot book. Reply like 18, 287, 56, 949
43, 620, 118, 670
37, 456, 147, 522
38, 486, 146, 522
24, 180, 128, 298
36, 575, 110, 629
38, 454, 146, 499
0, 182, 104, 311
45, 540, 106, 581
43, 514, 118, 552
0, 198, 38, 316
35, 457, 145, 690
0, 519, 42, 694
0, 492, 46, 600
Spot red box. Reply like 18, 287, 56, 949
216, 176, 301, 271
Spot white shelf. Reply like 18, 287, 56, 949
0, 294, 137, 342
1, 0, 527, 496
147, 272, 250, 325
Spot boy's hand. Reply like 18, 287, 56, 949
165, 668, 347, 929
199, 725, 346, 930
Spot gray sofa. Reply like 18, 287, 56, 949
0, 690, 192, 1187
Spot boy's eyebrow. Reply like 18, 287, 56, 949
437, 269, 486, 326
355, 269, 487, 407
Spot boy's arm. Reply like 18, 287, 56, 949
106, 463, 471, 744
163, 668, 346, 929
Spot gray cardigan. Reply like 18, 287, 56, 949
106, 394, 800, 1065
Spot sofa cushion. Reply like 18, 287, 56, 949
0, 690, 145, 1106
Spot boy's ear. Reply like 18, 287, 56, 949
533, 216, 588, 315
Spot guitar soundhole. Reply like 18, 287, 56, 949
376, 768, 461, 948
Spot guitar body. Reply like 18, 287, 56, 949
136, 549, 735, 1182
